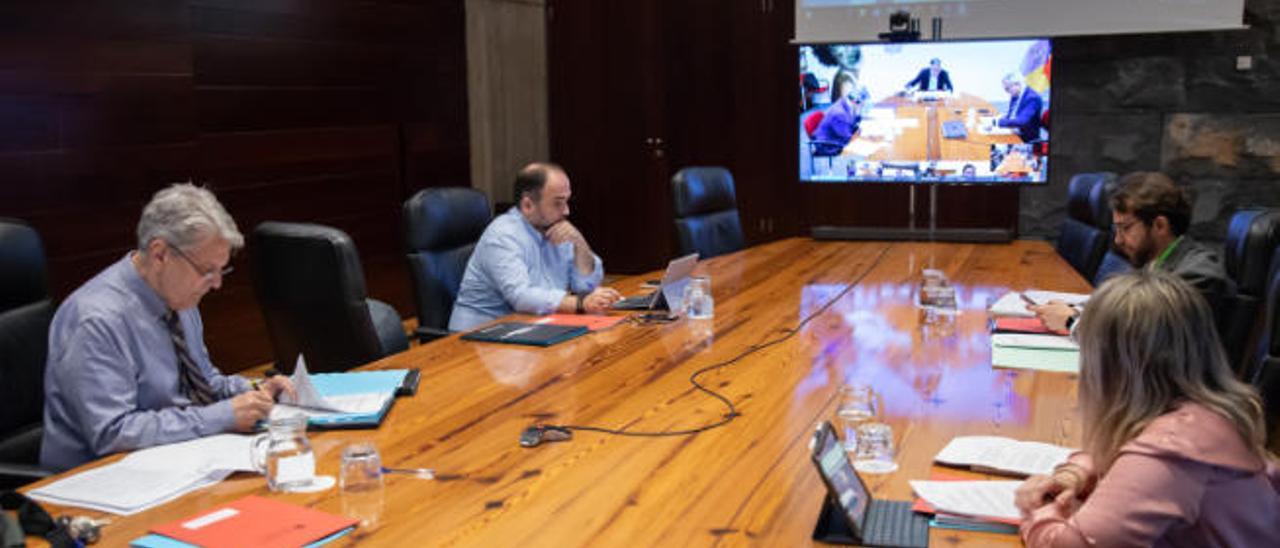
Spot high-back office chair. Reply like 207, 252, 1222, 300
1223, 209, 1280, 376
0, 219, 55, 488
403, 187, 491, 342
0, 218, 49, 313
251, 222, 409, 374
671, 167, 746, 260
1055, 173, 1112, 281
1251, 247, 1280, 446
1075, 172, 1133, 285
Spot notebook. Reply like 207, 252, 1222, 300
934, 435, 1074, 477
810, 421, 929, 547
461, 322, 588, 347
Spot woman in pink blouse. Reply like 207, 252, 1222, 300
1015, 270, 1279, 546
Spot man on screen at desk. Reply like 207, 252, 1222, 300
904, 58, 953, 93
996, 72, 1043, 143
811, 73, 868, 157
40, 184, 296, 472
1029, 172, 1231, 332
449, 163, 622, 331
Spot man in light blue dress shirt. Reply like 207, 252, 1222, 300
450, 163, 622, 331
40, 184, 295, 472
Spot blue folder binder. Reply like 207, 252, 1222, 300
296, 369, 411, 430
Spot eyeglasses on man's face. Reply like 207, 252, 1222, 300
167, 242, 233, 281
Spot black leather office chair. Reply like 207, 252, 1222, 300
0, 218, 49, 314
1078, 172, 1133, 285
671, 167, 745, 260
251, 222, 409, 374
0, 219, 54, 488
1055, 173, 1112, 281
403, 187, 491, 342
1251, 247, 1280, 446
1223, 209, 1280, 376
0, 301, 56, 489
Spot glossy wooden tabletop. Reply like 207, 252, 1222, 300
848, 93, 1022, 163
28, 238, 1089, 547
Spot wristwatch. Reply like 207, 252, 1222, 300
1064, 306, 1082, 331
575, 293, 585, 314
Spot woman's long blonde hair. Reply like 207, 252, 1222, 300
1077, 270, 1269, 471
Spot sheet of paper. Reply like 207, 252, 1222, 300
935, 436, 1073, 477
845, 138, 885, 157
989, 290, 1090, 318
121, 434, 256, 473
991, 344, 1080, 373
280, 355, 347, 412
1024, 290, 1090, 307
29, 462, 227, 515
909, 480, 1023, 522
991, 333, 1078, 351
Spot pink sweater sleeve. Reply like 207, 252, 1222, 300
1021, 452, 1205, 547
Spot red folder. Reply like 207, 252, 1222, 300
150, 496, 357, 548
535, 313, 626, 331
993, 317, 1061, 335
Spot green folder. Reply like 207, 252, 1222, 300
990, 345, 1079, 373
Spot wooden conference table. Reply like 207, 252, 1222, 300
29, 238, 1088, 547
845, 93, 1023, 164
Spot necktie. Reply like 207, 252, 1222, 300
164, 311, 216, 406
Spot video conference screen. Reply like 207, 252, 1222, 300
799, 38, 1051, 184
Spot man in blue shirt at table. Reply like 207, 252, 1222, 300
995, 72, 1043, 143
450, 162, 622, 331
40, 183, 295, 472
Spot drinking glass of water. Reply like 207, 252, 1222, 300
853, 422, 898, 474
835, 384, 876, 452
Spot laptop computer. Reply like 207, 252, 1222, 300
809, 421, 930, 547
613, 253, 699, 311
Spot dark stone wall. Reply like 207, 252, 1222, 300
1023, 0, 1280, 243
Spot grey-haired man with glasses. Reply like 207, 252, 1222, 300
41, 183, 295, 472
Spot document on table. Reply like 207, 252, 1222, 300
989, 290, 1090, 318
845, 138, 886, 157
991, 333, 1077, 351
909, 480, 1023, 522
935, 436, 1074, 477
991, 333, 1080, 373
29, 434, 256, 515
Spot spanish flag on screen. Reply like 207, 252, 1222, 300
1020, 41, 1051, 95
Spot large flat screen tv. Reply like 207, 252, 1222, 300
799, 38, 1052, 184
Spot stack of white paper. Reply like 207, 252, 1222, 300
271, 356, 392, 420
935, 436, 1074, 477
29, 434, 256, 515
910, 480, 1023, 522
988, 290, 1090, 318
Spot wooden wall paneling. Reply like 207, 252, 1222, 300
0, 2, 198, 300
0, 1, 471, 372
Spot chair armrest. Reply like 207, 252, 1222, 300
0, 462, 52, 490
414, 325, 451, 344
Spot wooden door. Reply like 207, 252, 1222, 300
547, 0, 671, 274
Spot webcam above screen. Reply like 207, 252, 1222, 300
798, 38, 1051, 185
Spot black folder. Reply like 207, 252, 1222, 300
460, 322, 588, 347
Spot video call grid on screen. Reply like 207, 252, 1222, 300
798, 38, 1052, 185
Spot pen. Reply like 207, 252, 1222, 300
381, 467, 435, 479
1020, 293, 1038, 307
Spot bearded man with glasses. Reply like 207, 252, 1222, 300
1030, 172, 1231, 333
